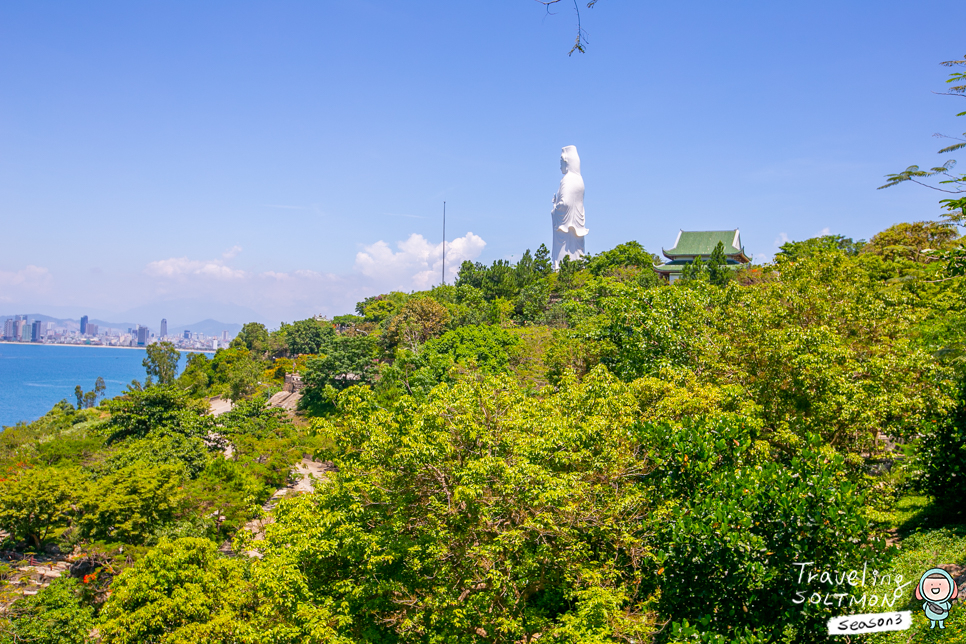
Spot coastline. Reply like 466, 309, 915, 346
0, 340, 215, 354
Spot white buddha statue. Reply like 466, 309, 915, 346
551, 145, 589, 269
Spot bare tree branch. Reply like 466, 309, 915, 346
535, 0, 598, 55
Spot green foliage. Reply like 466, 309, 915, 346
282, 317, 335, 356
74, 376, 107, 410
669, 620, 768, 644
865, 528, 966, 644
585, 240, 658, 276
299, 334, 377, 412
384, 296, 451, 350
4, 226, 965, 642
103, 386, 209, 443
649, 423, 875, 641
209, 347, 264, 401
379, 324, 524, 399
177, 352, 213, 396
917, 388, 966, 514
356, 290, 409, 323
880, 56, 966, 218
860, 220, 960, 263
679, 242, 734, 286
3, 577, 94, 644
75, 464, 184, 544
776, 234, 865, 261
422, 324, 521, 374
588, 254, 953, 454
229, 322, 270, 356
0, 467, 77, 547
181, 399, 306, 529
261, 370, 658, 641
143, 341, 181, 385
177, 347, 268, 401
100, 432, 211, 480
455, 246, 556, 304
97, 538, 251, 644
708, 241, 733, 286
35, 435, 104, 467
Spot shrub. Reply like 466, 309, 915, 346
0, 467, 77, 548
75, 464, 184, 545
4, 577, 94, 644
647, 422, 879, 642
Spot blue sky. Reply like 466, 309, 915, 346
1, 1, 963, 327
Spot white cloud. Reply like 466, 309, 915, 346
133, 231, 487, 321
145, 257, 247, 280
0, 265, 51, 287
774, 232, 790, 247
355, 232, 486, 290
222, 245, 243, 259
0, 265, 53, 302
817, 227, 830, 236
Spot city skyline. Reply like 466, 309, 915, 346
1, 311, 239, 350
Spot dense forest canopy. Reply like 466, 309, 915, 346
2, 57, 966, 644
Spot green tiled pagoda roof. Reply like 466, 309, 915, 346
663, 229, 746, 260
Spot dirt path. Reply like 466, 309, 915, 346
226, 458, 334, 558
208, 396, 233, 416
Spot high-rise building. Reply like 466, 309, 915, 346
86, 323, 99, 337
183, 330, 191, 340
137, 326, 149, 346
222, 330, 229, 342
3, 319, 14, 340
31, 320, 45, 342
13, 317, 26, 341
20, 323, 31, 342
160, 319, 167, 338
80, 315, 89, 335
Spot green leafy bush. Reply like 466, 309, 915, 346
0, 467, 78, 547
917, 392, 966, 514
102, 386, 209, 443
3, 577, 94, 644
75, 464, 184, 544
99, 432, 210, 479
257, 369, 658, 641
647, 423, 877, 641
97, 538, 250, 644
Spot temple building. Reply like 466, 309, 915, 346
654, 229, 751, 283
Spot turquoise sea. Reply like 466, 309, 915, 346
0, 343, 195, 428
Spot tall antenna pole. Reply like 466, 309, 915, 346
442, 201, 446, 285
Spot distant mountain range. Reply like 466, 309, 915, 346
0, 314, 243, 338
167, 319, 243, 338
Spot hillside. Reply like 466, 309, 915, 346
1, 224, 965, 643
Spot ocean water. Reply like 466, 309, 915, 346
0, 343, 195, 428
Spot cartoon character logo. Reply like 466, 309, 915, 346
915, 568, 959, 629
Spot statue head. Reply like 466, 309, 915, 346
560, 145, 581, 175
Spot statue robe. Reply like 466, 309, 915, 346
551, 145, 589, 269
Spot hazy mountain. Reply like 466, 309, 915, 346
168, 319, 243, 339
1, 314, 241, 338
113, 299, 270, 330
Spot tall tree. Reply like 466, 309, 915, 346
284, 318, 335, 356
229, 322, 270, 356
143, 341, 181, 385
